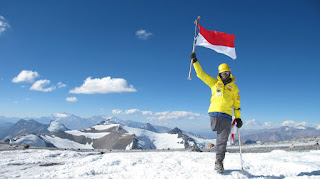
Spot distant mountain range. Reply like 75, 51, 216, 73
1, 114, 320, 145
0, 114, 171, 132
239, 126, 320, 142
7, 120, 216, 150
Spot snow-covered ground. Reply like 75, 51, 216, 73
1, 149, 320, 178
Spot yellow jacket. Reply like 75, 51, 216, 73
193, 61, 241, 119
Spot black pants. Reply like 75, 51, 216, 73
210, 116, 231, 161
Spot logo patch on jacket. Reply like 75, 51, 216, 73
227, 85, 233, 91
216, 88, 221, 93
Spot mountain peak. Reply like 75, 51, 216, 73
168, 127, 183, 134
140, 123, 158, 133
48, 121, 69, 132
0, 119, 50, 141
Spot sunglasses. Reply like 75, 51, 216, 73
220, 71, 230, 75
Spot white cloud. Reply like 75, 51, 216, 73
317, 125, 320, 130
112, 109, 123, 114
282, 120, 296, 127
54, 113, 69, 118
0, 16, 10, 35
125, 109, 140, 114
112, 109, 200, 120
66, 97, 77, 102
244, 119, 262, 127
57, 82, 67, 88
112, 109, 201, 120
296, 122, 307, 126
141, 111, 153, 115
242, 119, 275, 129
264, 122, 271, 127
148, 111, 201, 121
69, 76, 136, 94
30, 79, 55, 92
12, 70, 39, 83
112, 109, 153, 116
282, 120, 308, 127
12, 70, 66, 92
136, 29, 152, 40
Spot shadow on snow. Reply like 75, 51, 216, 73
224, 170, 286, 179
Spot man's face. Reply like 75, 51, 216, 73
220, 71, 230, 79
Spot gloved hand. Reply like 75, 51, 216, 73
190, 52, 197, 63
235, 118, 243, 128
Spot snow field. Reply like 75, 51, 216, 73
122, 126, 185, 149
11, 134, 47, 147
91, 124, 119, 131
65, 130, 110, 139
243, 150, 320, 178
41, 135, 93, 149
1, 149, 320, 178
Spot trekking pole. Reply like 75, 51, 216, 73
187, 16, 200, 80
238, 128, 244, 173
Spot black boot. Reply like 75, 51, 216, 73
215, 158, 224, 173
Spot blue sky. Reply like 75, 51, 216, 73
1, 0, 320, 132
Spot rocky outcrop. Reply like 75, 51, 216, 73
169, 127, 197, 148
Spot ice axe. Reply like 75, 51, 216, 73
238, 128, 244, 173
187, 16, 200, 80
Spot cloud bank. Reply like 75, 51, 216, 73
112, 108, 201, 121
112, 109, 153, 115
282, 120, 307, 127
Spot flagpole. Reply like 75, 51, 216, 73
187, 16, 200, 80
238, 128, 244, 173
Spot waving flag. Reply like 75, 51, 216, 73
196, 24, 236, 59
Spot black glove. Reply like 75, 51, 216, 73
190, 52, 197, 63
235, 118, 242, 128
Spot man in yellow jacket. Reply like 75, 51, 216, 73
190, 52, 243, 173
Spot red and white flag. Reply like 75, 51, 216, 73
228, 118, 237, 145
196, 24, 236, 59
